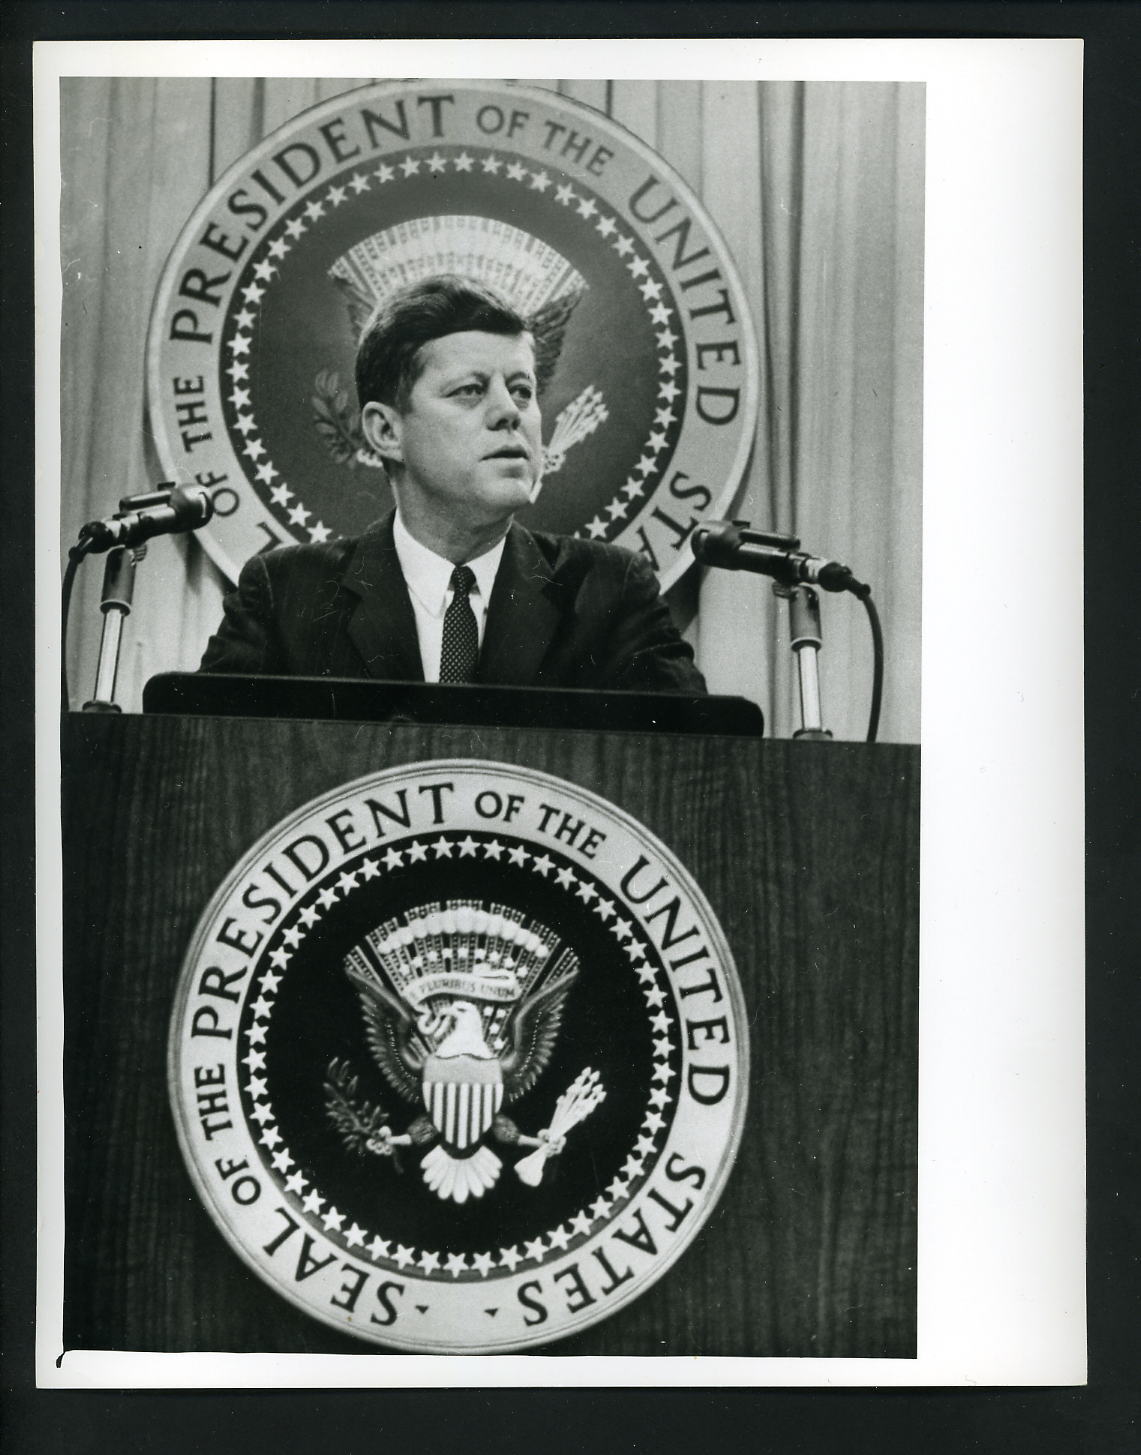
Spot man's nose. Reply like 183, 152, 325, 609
486, 379, 521, 427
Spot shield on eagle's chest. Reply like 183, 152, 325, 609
422, 1055, 504, 1150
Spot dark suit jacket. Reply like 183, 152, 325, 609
199, 514, 707, 694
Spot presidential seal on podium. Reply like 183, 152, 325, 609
168, 761, 748, 1351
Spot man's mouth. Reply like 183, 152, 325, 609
485, 445, 529, 461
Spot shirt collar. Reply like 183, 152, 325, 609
393, 513, 506, 616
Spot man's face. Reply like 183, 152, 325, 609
366, 330, 542, 539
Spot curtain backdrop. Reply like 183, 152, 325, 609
59, 78, 923, 741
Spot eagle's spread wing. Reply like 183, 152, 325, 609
344, 960, 425, 1103
500, 958, 580, 1100
332, 274, 377, 344
527, 288, 586, 399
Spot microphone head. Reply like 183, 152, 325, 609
169, 484, 215, 528
691, 520, 743, 567
812, 560, 855, 593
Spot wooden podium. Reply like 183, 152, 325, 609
62, 703, 918, 1358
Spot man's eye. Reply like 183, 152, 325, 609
452, 383, 482, 397
511, 384, 535, 402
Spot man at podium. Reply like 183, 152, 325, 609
200, 275, 705, 694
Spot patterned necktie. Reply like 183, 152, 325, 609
438, 564, 479, 684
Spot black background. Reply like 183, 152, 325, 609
251, 841, 659, 1260
3, 2, 1137, 1452
241, 149, 673, 538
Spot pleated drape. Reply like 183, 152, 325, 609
59, 77, 923, 741
697, 81, 925, 741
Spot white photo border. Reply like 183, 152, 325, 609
34, 36, 1085, 1388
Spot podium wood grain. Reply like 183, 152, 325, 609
61, 715, 918, 1357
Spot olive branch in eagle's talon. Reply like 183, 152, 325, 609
311, 371, 367, 467
323, 1057, 404, 1170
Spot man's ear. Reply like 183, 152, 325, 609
360, 401, 403, 467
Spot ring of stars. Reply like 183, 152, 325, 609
218, 144, 682, 554
234, 826, 679, 1283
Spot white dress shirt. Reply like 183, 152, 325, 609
392, 514, 506, 682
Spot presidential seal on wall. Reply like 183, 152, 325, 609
146, 81, 758, 590
168, 761, 748, 1351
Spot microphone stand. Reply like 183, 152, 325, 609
720, 523, 835, 739
692, 518, 883, 743
773, 583, 832, 740
83, 544, 143, 713
63, 483, 215, 713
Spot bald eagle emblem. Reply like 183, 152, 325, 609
326, 901, 605, 1204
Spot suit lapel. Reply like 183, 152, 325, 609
342, 514, 425, 681
478, 524, 564, 686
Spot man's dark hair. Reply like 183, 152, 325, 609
355, 274, 529, 411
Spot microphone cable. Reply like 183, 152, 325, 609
855, 585, 883, 745
60, 537, 93, 714
826, 570, 882, 744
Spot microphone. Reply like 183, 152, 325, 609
691, 520, 864, 595
78, 484, 215, 554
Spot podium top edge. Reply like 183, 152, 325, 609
138, 673, 765, 738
